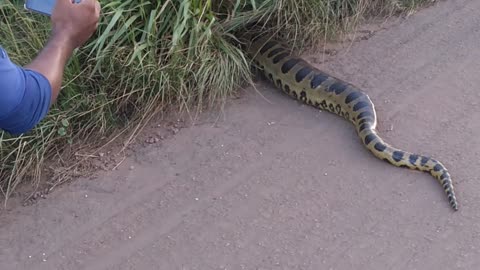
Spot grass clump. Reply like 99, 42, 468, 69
0, 0, 430, 203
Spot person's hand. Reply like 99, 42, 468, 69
51, 0, 101, 49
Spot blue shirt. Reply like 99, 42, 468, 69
0, 46, 52, 135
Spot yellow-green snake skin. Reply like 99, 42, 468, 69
245, 36, 458, 211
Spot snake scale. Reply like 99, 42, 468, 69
244, 35, 458, 211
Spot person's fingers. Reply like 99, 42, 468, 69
55, 0, 69, 9
93, 1, 101, 20
95, 1, 101, 16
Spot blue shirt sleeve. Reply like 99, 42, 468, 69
0, 46, 52, 135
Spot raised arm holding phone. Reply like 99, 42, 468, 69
0, 0, 101, 135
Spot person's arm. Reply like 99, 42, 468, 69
24, 34, 75, 104
0, 0, 100, 135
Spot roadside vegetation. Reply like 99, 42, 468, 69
0, 0, 428, 203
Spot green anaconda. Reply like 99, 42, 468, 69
244, 36, 458, 211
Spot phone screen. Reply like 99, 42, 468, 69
24, 0, 57, 16
24, 0, 82, 16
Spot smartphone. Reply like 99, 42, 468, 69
24, 0, 81, 16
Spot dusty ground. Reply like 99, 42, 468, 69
2, 0, 480, 269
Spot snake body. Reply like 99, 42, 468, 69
245, 36, 458, 210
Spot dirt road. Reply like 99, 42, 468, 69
2, 0, 480, 269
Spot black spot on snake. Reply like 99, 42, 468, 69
409, 154, 419, 165
358, 123, 370, 133
443, 183, 451, 190
320, 100, 327, 108
273, 52, 290, 64
310, 73, 329, 89
295, 67, 313, 82
327, 82, 344, 93
335, 104, 341, 114
433, 164, 443, 172
357, 111, 374, 120
345, 91, 362, 104
441, 178, 448, 185
268, 47, 285, 58
421, 156, 429, 166
358, 118, 368, 125
276, 79, 282, 88
392, 151, 404, 162
260, 41, 277, 55
374, 142, 387, 152
282, 58, 301, 74
364, 134, 376, 145
284, 84, 291, 94
353, 101, 369, 112
300, 91, 307, 100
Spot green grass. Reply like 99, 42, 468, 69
0, 0, 429, 204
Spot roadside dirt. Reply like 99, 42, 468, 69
2, 0, 480, 269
